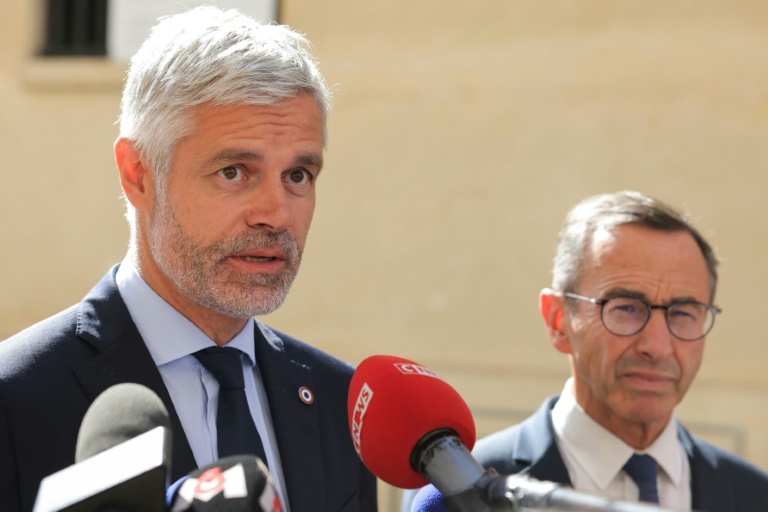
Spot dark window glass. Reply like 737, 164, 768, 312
43, 0, 108, 56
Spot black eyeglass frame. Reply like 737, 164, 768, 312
562, 292, 722, 341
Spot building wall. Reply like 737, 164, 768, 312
2, 1, 768, 510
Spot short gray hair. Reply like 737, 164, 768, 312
552, 191, 719, 300
118, 6, 330, 222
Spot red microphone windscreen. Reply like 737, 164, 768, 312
347, 355, 475, 489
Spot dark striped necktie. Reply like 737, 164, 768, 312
623, 453, 659, 504
194, 346, 268, 466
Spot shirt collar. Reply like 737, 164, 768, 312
115, 256, 256, 367
552, 378, 684, 489
644, 410, 684, 486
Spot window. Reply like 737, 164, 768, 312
41, 0, 279, 60
43, 0, 108, 56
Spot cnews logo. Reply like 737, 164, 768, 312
350, 383, 373, 456
393, 363, 442, 380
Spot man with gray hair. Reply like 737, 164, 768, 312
408, 191, 768, 511
0, 7, 376, 512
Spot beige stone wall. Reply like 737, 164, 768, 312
2, 1, 768, 510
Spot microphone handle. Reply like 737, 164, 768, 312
413, 432, 683, 512
414, 430, 486, 495
454, 473, 685, 512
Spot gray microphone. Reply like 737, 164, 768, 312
33, 383, 172, 512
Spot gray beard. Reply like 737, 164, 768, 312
147, 200, 302, 318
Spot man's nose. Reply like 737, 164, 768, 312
244, 178, 292, 232
635, 309, 674, 359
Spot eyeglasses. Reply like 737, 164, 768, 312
563, 292, 722, 341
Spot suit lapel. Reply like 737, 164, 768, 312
678, 424, 734, 511
524, 404, 738, 510
71, 266, 198, 482
254, 323, 324, 511
487, 399, 736, 509
517, 397, 572, 485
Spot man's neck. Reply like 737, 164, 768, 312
601, 416, 668, 450
570, 382, 672, 450
129, 247, 249, 345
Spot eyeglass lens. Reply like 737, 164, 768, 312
601, 297, 714, 341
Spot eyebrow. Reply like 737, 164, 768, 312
295, 153, 324, 170
206, 149, 323, 170
601, 287, 702, 304
207, 150, 262, 166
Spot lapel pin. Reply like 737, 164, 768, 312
298, 386, 314, 405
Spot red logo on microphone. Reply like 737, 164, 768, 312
171, 463, 249, 509
194, 467, 226, 497
350, 383, 373, 456
393, 363, 442, 380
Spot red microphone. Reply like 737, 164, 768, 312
347, 355, 477, 489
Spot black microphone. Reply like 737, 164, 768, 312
166, 455, 282, 512
33, 383, 172, 512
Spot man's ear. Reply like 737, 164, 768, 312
539, 288, 572, 355
115, 137, 153, 212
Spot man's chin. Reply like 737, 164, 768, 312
620, 400, 675, 426
204, 290, 290, 318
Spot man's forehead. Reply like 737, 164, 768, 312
170, 97, 324, 157
589, 224, 692, 252
590, 225, 621, 250
192, 96, 322, 124
582, 224, 712, 299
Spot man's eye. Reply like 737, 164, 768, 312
218, 166, 244, 181
670, 303, 702, 321
606, 298, 644, 316
287, 169, 312, 185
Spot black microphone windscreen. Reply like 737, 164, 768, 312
167, 455, 282, 512
75, 382, 171, 462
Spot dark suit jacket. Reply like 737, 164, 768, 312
0, 265, 377, 512
471, 396, 768, 512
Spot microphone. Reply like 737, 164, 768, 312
347, 355, 479, 492
413, 477, 686, 511
411, 484, 449, 512
350, 356, 681, 512
33, 383, 172, 512
75, 382, 171, 462
166, 455, 282, 512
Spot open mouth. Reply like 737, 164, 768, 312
238, 255, 279, 263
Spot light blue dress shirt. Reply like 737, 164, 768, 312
115, 257, 290, 509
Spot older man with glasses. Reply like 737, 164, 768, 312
408, 190, 768, 512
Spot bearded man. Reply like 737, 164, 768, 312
0, 7, 376, 512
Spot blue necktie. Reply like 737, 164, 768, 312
194, 347, 268, 465
623, 453, 659, 504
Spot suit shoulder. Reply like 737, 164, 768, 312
260, 325, 355, 377
0, 304, 80, 378
472, 423, 524, 469
692, 434, 768, 485
2, 304, 79, 343
471, 398, 560, 477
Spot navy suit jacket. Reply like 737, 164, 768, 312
0, 265, 377, 512
471, 397, 768, 512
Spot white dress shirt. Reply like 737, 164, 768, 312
115, 256, 290, 510
551, 378, 691, 510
